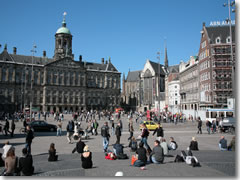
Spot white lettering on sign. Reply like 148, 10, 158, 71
210, 20, 235, 26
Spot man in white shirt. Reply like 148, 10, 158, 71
2, 141, 13, 160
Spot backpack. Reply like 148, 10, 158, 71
117, 153, 129, 160
174, 155, 184, 162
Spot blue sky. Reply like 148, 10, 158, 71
0, 0, 236, 77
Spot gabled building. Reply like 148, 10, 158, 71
198, 23, 235, 109
121, 70, 141, 111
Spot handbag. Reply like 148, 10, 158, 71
131, 155, 137, 165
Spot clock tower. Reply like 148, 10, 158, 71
54, 12, 73, 60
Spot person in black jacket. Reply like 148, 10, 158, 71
133, 142, 147, 167
152, 123, 164, 139
48, 143, 58, 161
141, 123, 151, 153
11, 120, 15, 137
101, 122, 110, 152
25, 126, 34, 155
19, 148, 34, 176
4, 119, 10, 136
81, 145, 93, 169
72, 138, 86, 154
197, 117, 202, 134
189, 137, 199, 151
115, 122, 121, 144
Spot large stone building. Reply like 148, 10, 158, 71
0, 15, 121, 113
179, 56, 199, 119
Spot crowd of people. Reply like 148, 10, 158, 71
0, 109, 236, 176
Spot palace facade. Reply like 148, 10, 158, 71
0, 15, 121, 113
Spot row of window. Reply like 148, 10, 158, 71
200, 72, 210, 82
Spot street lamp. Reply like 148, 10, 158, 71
30, 44, 37, 121
223, 0, 235, 111
157, 51, 161, 114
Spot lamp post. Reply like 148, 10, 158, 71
157, 51, 161, 115
223, 0, 235, 111
30, 44, 37, 121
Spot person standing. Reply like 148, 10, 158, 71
66, 120, 74, 144
206, 120, 211, 134
11, 120, 15, 137
56, 120, 62, 137
4, 118, 10, 136
92, 120, 99, 136
197, 117, 202, 134
101, 122, 110, 152
141, 123, 151, 154
128, 120, 134, 141
115, 122, 121, 144
152, 123, 164, 141
25, 125, 34, 155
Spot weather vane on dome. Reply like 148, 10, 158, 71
63, 12, 67, 21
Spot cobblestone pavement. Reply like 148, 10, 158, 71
0, 114, 236, 177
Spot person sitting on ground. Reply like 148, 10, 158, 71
160, 138, 169, 156
168, 137, 178, 150
19, 148, 34, 176
133, 142, 147, 167
150, 140, 164, 164
2, 141, 13, 161
81, 145, 93, 169
228, 136, 235, 151
72, 138, 86, 154
219, 136, 227, 151
3, 147, 17, 176
113, 143, 124, 156
128, 136, 138, 152
189, 137, 199, 151
48, 143, 58, 161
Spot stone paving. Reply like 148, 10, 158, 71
0, 114, 236, 177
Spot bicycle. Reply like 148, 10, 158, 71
19, 127, 26, 134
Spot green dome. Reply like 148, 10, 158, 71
56, 26, 71, 35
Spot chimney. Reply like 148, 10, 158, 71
101, 58, 104, 64
109, 57, 111, 64
79, 55, 82, 62
13, 47, 17, 54
43, 50, 46, 57
105, 60, 108, 64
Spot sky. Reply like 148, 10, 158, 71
0, 0, 236, 77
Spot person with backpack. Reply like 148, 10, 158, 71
101, 122, 110, 153
128, 136, 138, 152
168, 137, 178, 150
66, 120, 74, 144
140, 123, 151, 154
25, 126, 34, 155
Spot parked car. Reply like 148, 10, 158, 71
221, 117, 235, 134
29, 120, 57, 132
139, 121, 159, 131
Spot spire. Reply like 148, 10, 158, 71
62, 12, 67, 27
164, 39, 168, 68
